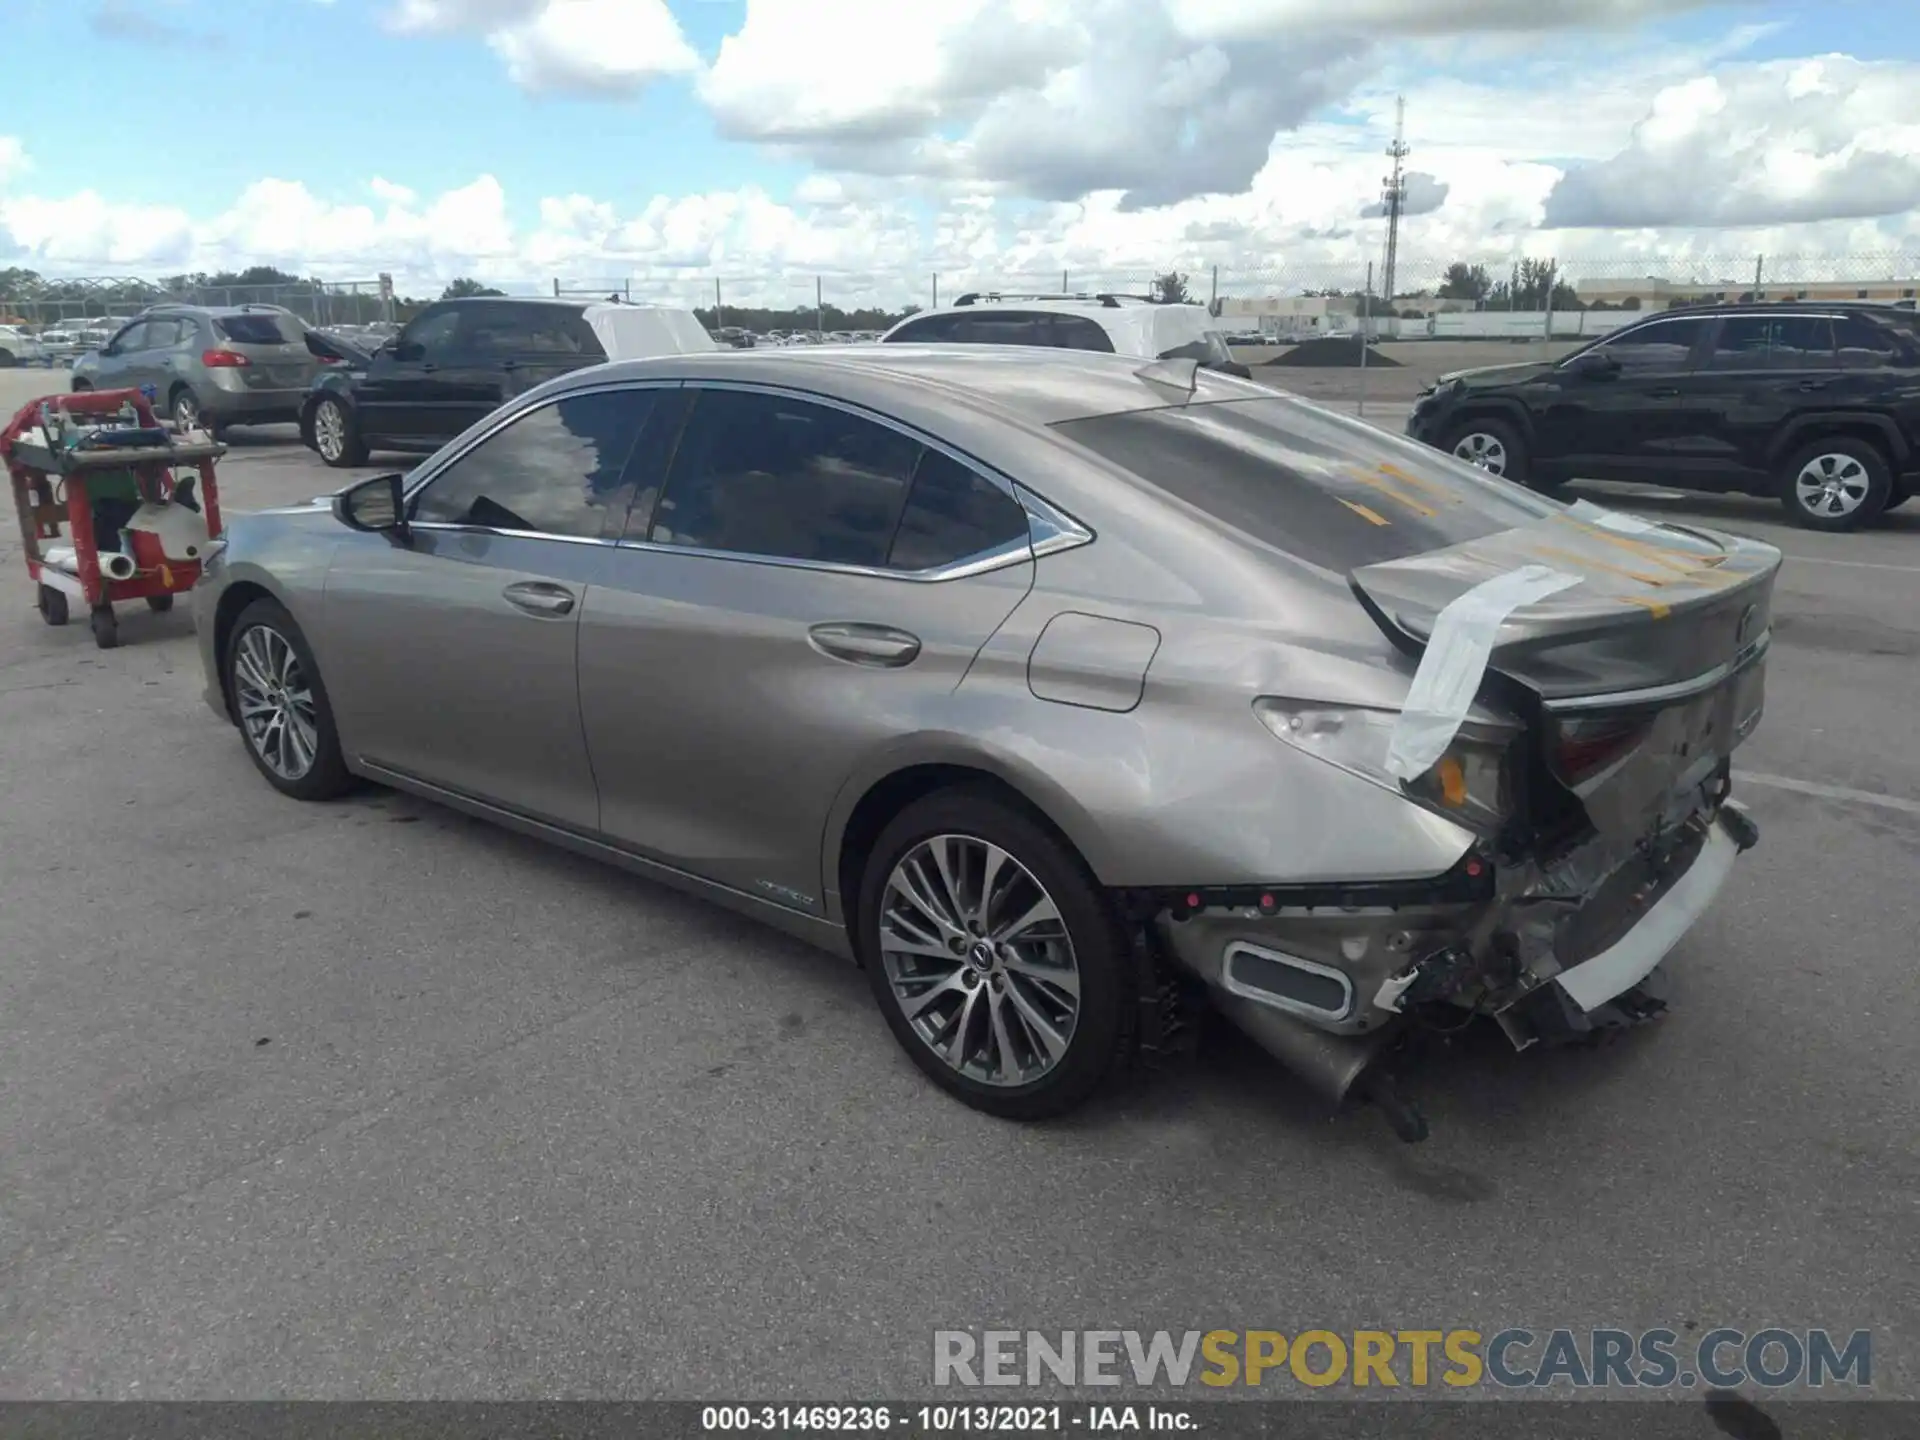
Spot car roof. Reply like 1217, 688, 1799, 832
1637, 301, 1915, 318
545, 344, 1241, 426
881, 298, 1221, 358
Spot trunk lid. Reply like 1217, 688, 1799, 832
1349, 503, 1779, 842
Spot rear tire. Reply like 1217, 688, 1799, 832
1778, 436, 1891, 532
90, 606, 118, 650
223, 597, 356, 801
171, 386, 202, 432
857, 787, 1137, 1120
311, 395, 369, 468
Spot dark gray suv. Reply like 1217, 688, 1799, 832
70, 304, 321, 435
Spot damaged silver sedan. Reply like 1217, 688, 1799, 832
194, 346, 1777, 1138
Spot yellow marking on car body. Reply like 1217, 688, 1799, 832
1339, 498, 1392, 526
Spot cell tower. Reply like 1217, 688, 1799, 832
1380, 96, 1409, 306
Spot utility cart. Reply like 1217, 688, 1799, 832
3, 387, 226, 649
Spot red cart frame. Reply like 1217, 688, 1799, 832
3, 387, 226, 649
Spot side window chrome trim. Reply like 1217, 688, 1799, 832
611, 534, 1033, 584
1016, 484, 1095, 560
401, 378, 685, 505
407, 522, 624, 548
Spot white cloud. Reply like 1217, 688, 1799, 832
1543, 57, 1920, 228
0, 136, 28, 184
389, 0, 697, 94
1164, 0, 1720, 41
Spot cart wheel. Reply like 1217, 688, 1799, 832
146, 594, 175, 613
38, 584, 70, 626
90, 606, 119, 650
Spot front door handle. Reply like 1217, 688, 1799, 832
1797, 378, 1831, 391
502, 581, 576, 617
808, 622, 921, 667
1646, 387, 1680, 398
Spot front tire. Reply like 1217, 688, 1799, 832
224, 597, 356, 801
1778, 436, 1891, 531
1441, 417, 1552, 492
857, 788, 1136, 1120
311, 395, 368, 467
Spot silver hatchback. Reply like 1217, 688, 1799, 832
72, 304, 320, 433
194, 347, 1778, 1137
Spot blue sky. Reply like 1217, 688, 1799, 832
4, 0, 1917, 298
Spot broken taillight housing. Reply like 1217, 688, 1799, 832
1551, 712, 1654, 788
1252, 699, 1519, 834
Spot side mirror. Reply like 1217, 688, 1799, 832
1216, 360, 1254, 379
334, 472, 407, 536
1567, 351, 1618, 379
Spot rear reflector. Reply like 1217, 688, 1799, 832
201, 348, 251, 368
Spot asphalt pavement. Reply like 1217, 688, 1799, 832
1, 370, 1916, 1403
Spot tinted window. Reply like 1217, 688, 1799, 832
1706, 316, 1833, 369
462, 303, 599, 358
886, 315, 962, 343
1595, 317, 1706, 369
1053, 396, 1552, 573
411, 389, 654, 539
216, 313, 294, 345
1053, 316, 1116, 353
402, 309, 461, 358
888, 450, 1030, 571
1835, 314, 1914, 369
1158, 332, 1235, 366
960, 312, 1049, 346
649, 390, 918, 566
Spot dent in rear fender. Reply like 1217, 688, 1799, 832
926, 603, 1477, 888
1026, 611, 1161, 712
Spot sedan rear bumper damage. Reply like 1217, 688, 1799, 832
1151, 799, 1759, 1137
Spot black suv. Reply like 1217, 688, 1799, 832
301, 298, 609, 467
1405, 303, 1920, 531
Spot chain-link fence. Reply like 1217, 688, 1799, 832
6, 252, 1918, 335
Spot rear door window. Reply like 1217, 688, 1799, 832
958, 312, 1050, 346
887, 450, 1031, 571
1053, 396, 1554, 574
648, 389, 919, 567
141, 319, 180, 350
215, 313, 294, 345
1705, 316, 1834, 370
884, 315, 962, 343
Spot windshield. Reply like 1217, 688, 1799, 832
1053, 394, 1555, 572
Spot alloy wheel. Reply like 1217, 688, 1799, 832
233, 625, 319, 781
1451, 431, 1508, 475
314, 400, 346, 462
877, 834, 1081, 1087
1794, 452, 1870, 519
173, 391, 200, 430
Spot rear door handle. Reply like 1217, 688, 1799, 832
1797, 378, 1831, 391
808, 622, 921, 667
1646, 387, 1680, 398
502, 581, 576, 617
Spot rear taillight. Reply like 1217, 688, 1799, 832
1553, 713, 1652, 786
201, 348, 251, 368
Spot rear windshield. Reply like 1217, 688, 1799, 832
1052, 396, 1555, 573
214, 314, 294, 345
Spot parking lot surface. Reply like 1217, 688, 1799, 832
2, 367, 1916, 1400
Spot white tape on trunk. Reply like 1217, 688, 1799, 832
1384, 564, 1582, 783
1563, 499, 1723, 555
